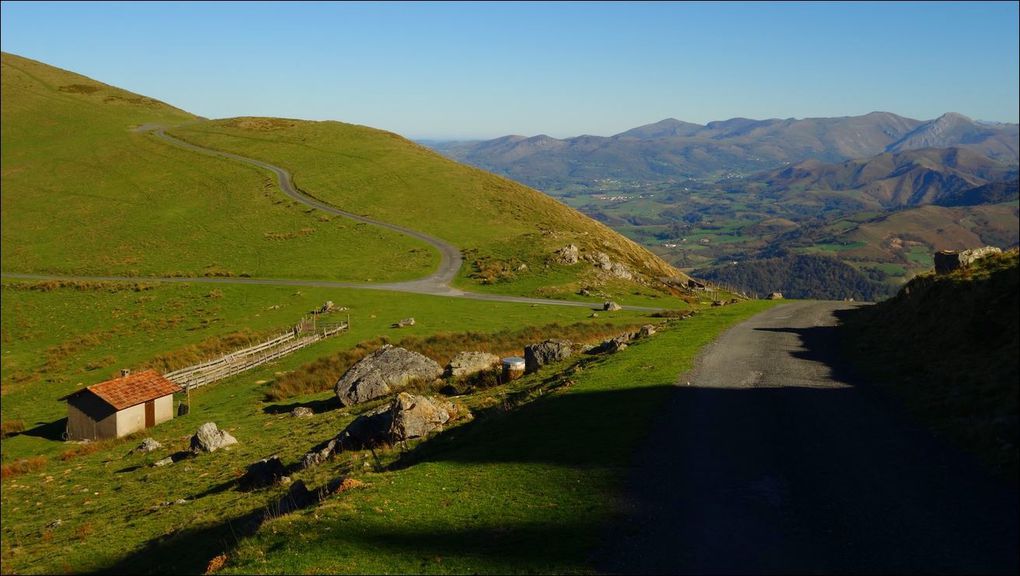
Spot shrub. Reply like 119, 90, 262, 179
1, 456, 47, 479
1, 419, 26, 438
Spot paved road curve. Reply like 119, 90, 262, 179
603, 300, 1018, 574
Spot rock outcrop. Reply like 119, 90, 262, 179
190, 422, 238, 453
934, 246, 1003, 275
445, 351, 500, 379
524, 339, 574, 373
334, 345, 442, 406
554, 244, 580, 265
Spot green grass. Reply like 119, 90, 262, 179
0, 294, 774, 574
1, 53, 436, 282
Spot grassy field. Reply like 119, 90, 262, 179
1, 53, 436, 282
0, 280, 774, 573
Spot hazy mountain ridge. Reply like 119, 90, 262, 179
762, 147, 1019, 208
430, 112, 1018, 190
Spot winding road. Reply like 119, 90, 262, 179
2, 125, 663, 312
603, 300, 1019, 574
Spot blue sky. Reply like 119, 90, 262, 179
2, 1, 1018, 139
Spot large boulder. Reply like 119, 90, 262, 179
604, 301, 623, 311
524, 339, 574, 373
334, 345, 442, 406
190, 422, 238, 453
389, 393, 454, 441
445, 351, 500, 379
767, 292, 784, 300
303, 393, 458, 467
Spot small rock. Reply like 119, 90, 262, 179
589, 312, 599, 318
394, 317, 416, 328
638, 324, 656, 338
766, 292, 784, 300
190, 422, 238, 453
153, 457, 174, 467
46, 519, 62, 529
135, 438, 162, 453
604, 301, 622, 312
291, 406, 314, 418
240, 455, 287, 490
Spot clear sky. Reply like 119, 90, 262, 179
2, 1, 1018, 140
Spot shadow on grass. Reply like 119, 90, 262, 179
262, 396, 341, 415
20, 417, 67, 441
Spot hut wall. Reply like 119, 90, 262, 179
115, 404, 146, 438
154, 394, 174, 425
67, 404, 118, 440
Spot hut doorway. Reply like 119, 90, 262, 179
145, 400, 155, 428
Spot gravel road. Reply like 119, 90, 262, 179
602, 300, 1018, 574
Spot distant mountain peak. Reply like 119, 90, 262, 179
613, 117, 704, 139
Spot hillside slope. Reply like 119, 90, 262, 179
1, 52, 435, 281
168, 119, 690, 299
840, 249, 1019, 478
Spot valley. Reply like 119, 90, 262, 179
431, 115, 1019, 299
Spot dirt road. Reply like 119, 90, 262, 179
603, 300, 1018, 574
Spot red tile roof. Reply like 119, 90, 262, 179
86, 369, 182, 411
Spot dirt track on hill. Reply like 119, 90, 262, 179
601, 300, 1019, 574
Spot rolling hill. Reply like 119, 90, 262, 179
1, 52, 689, 300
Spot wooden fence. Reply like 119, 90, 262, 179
164, 317, 348, 390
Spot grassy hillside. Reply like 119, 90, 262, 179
840, 249, 1019, 479
1, 52, 435, 281
167, 119, 689, 299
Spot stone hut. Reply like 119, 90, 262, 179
64, 369, 181, 441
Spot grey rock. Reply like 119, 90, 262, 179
304, 394, 460, 467
767, 292, 784, 300
153, 457, 174, 467
394, 317, 416, 328
590, 333, 632, 355
604, 301, 623, 311
389, 393, 454, 441
638, 324, 657, 338
334, 345, 442, 406
445, 351, 500, 379
136, 438, 162, 453
291, 406, 314, 418
190, 422, 238, 453
524, 339, 574, 373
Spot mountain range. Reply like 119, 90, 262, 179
430, 112, 1019, 190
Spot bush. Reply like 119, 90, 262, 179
1, 456, 47, 479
